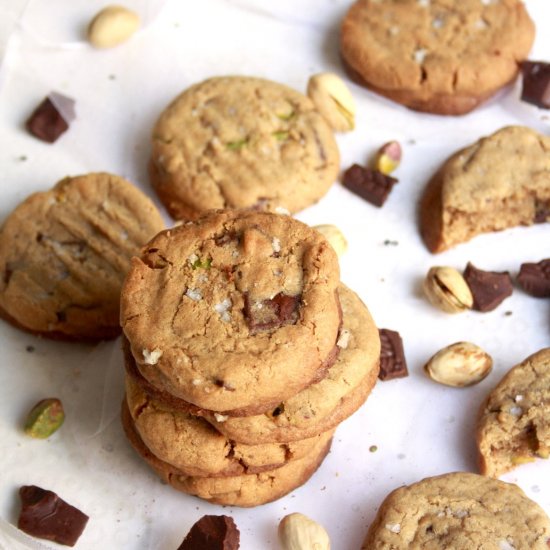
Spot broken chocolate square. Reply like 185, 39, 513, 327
26, 92, 76, 143
243, 292, 300, 333
378, 328, 408, 381
517, 259, 550, 297
342, 164, 398, 207
178, 515, 240, 550
463, 262, 513, 312
18, 485, 88, 547
520, 61, 550, 109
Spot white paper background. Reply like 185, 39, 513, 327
0, 1, 549, 548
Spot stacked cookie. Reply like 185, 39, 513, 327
119, 209, 380, 507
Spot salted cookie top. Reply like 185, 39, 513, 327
120, 209, 341, 413
477, 348, 550, 478
420, 126, 550, 252
361, 472, 550, 549
341, 0, 534, 115
149, 76, 340, 220
0, 173, 164, 341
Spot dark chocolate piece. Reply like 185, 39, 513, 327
378, 328, 408, 381
521, 61, 550, 109
178, 515, 240, 550
26, 92, 75, 143
534, 198, 550, 223
463, 262, 513, 312
517, 259, 550, 297
18, 485, 89, 547
243, 292, 300, 333
342, 164, 398, 207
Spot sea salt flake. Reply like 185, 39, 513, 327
514, 394, 524, 403
185, 288, 202, 301
337, 329, 351, 349
214, 413, 229, 423
414, 48, 427, 64
509, 405, 523, 416
385, 523, 401, 534
188, 253, 199, 265
274, 206, 290, 215
272, 237, 281, 253
142, 348, 162, 365
499, 538, 516, 550
214, 298, 232, 322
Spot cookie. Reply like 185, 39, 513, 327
149, 76, 340, 220
361, 472, 550, 549
341, 0, 535, 115
124, 376, 329, 477
477, 348, 550, 478
120, 209, 342, 414
419, 126, 550, 253
0, 173, 164, 341
121, 401, 333, 508
203, 284, 380, 444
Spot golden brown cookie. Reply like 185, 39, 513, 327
120, 209, 341, 414
149, 76, 340, 220
361, 472, 550, 549
0, 173, 164, 341
477, 348, 550, 478
124, 376, 329, 477
420, 126, 550, 253
341, 0, 535, 115
203, 284, 380, 444
121, 400, 333, 508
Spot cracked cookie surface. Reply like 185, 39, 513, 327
0, 173, 164, 340
361, 472, 550, 549
477, 348, 550, 478
341, 0, 534, 115
149, 76, 339, 220
120, 209, 341, 413
420, 126, 550, 252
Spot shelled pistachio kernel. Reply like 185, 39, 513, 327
278, 513, 330, 550
374, 141, 402, 174
24, 398, 65, 439
424, 342, 492, 387
307, 73, 356, 132
313, 224, 348, 257
87, 5, 140, 49
423, 266, 473, 313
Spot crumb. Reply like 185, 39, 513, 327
25, 345, 35, 353
504, 311, 513, 316
369, 445, 378, 452
383, 239, 399, 246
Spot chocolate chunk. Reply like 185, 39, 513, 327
243, 292, 300, 333
26, 92, 76, 143
378, 328, 408, 381
463, 262, 513, 312
534, 198, 550, 223
521, 61, 550, 109
517, 259, 550, 297
178, 515, 240, 550
18, 485, 89, 547
342, 164, 398, 207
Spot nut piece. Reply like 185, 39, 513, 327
423, 266, 473, 313
87, 5, 140, 48
307, 73, 356, 132
278, 512, 331, 550
374, 141, 402, 174
424, 342, 493, 387
313, 224, 348, 257
24, 398, 65, 438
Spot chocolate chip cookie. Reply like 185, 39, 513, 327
149, 76, 340, 220
420, 126, 550, 252
0, 173, 164, 340
341, 0, 535, 115
361, 472, 550, 549
477, 348, 550, 478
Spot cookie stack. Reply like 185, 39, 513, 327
119, 209, 380, 507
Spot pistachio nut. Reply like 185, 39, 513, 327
24, 398, 65, 438
87, 5, 140, 49
313, 224, 348, 257
424, 342, 493, 387
278, 513, 331, 550
307, 73, 356, 132
423, 266, 473, 313
374, 141, 402, 174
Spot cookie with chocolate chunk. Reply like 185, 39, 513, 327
420, 126, 550, 252
0, 173, 164, 341
361, 472, 550, 549
149, 76, 339, 220
120, 209, 342, 414
341, 0, 534, 115
477, 348, 550, 478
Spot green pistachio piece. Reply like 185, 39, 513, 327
226, 139, 248, 150
276, 110, 295, 121
192, 257, 212, 270
273, 130, 289, 141
24, 398, 65, 439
